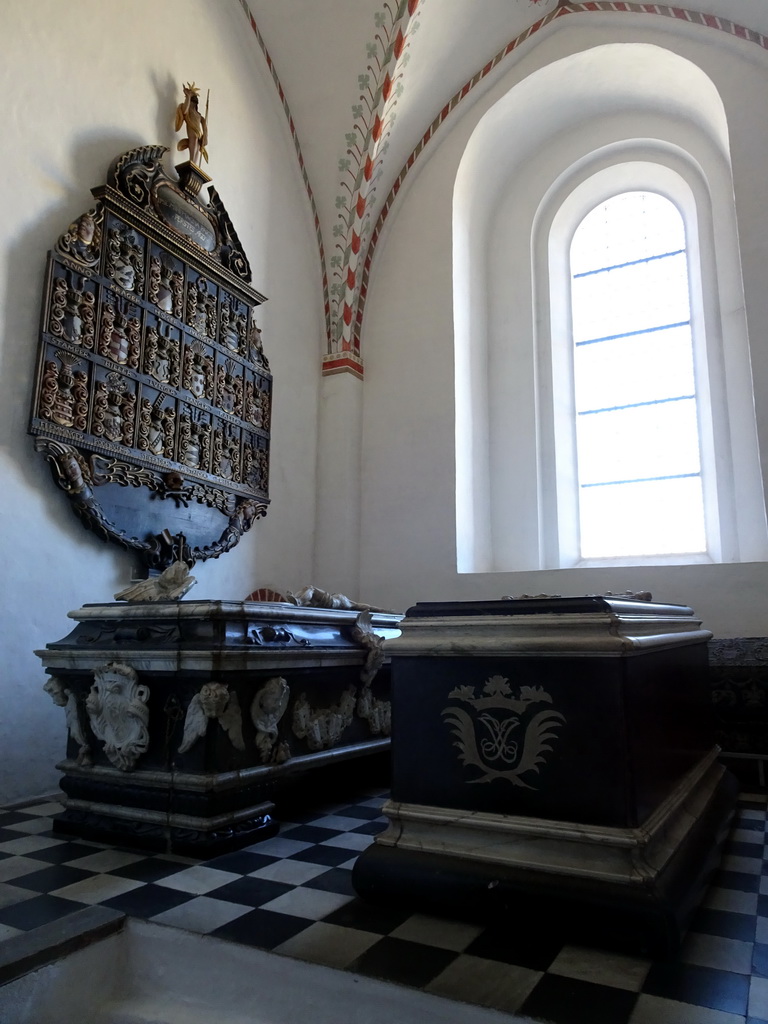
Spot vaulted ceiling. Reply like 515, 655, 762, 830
240, 0, 768, 376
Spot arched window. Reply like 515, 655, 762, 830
569, 191, 706, 560
453, 44, 768, 575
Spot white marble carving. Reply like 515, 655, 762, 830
357, 683, 391, 736
286, 584, 392, 613
250, 677, 290, 763
43, 675, 91, 765
179, 682, 245, 753
442, 676, 565, 788
85, 662, 150, 771
350, 610, 386, 684
114, 561, 197, 602
293, 687, 356, 751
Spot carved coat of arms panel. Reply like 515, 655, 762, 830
30, 148, 272, 570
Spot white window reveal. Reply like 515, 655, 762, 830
569, 192, 707, 561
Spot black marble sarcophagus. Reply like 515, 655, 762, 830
353, 597, 737, 954
38, 600, 400, 855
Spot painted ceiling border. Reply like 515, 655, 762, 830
236, 0, 332, 348
326, 0, 422, 380
349, 0, 768, 369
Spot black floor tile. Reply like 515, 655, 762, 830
711, 868, 761, 893
0, 813, 40, 827
303, 868, 356, 897
348, 935, 457, 988
725, 839, 766, 858
333, 804, 386, 820
323, 898, 414, 934
280, 825, 345, 844
689, 905, 756, 941
642, 961, 751, 1016
108, 857, 202, 884
0, 829, 33, 844
208, 876, 294, 909
351, 820, 388, 835
21, 842, 102, 865
289, 845, 353, 867
465, 923, 565, 971
211, 907, 311, 949
0, 894, 84, 930
754, 941, 768, 977
203, 850, 278, 875
102, 883, 193, 918
10, 864, 93, 893
519, 974, 638, 1024
735, 817, 766, 831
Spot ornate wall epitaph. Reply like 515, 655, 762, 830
30, 147, 272, 569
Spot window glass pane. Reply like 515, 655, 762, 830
571, 252, 689, 344
571, 192, 685, 275
579, 477, 706, 558
574, 325, 695, 412
569, 191, 706, 560
576, 399, 701, 484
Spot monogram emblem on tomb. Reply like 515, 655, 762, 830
442, 676, 566, 788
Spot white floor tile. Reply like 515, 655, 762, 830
307, 814, 371, 832
274, 921, 380, 968
14, 802, 63, 817
154, 865, 239, 894
0, 836, 63, 855
245, 837, 313, 858
730, 826, 766, 845
721, 854, 763, 875
0, 883, 38, 910
65, 850, 145, 872
426, 955, 542, 1014
150, 895, 251, 933
3, 818, 57, 835
51, 874, 143, 905
390, 913, 485, 952
749, 976, 768, 1018
703, 885, 759, 916
249, 860, 329, 885
320, 833, 372, 851
0, 857, 45, 883
259, 886, 353, 920
680, 931, 753, 974
629, 993, 746, 1024
548, 944, 651, 991
0, 923, 23, 942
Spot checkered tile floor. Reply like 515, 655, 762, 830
0, 788, 766, 1023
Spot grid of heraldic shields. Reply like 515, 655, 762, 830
0, 786, 765, 1024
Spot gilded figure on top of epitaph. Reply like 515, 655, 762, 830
175, 82, 209, 167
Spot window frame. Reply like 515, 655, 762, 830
540, 153, 736, 569
563, 186, 715, 566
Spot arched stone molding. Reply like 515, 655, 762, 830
355, 2, 768, 375
453, 41, 767, 572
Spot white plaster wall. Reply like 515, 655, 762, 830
358, 12, 768, 635
0, 0, 322, 803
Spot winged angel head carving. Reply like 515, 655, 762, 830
442, 676, 565, 788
